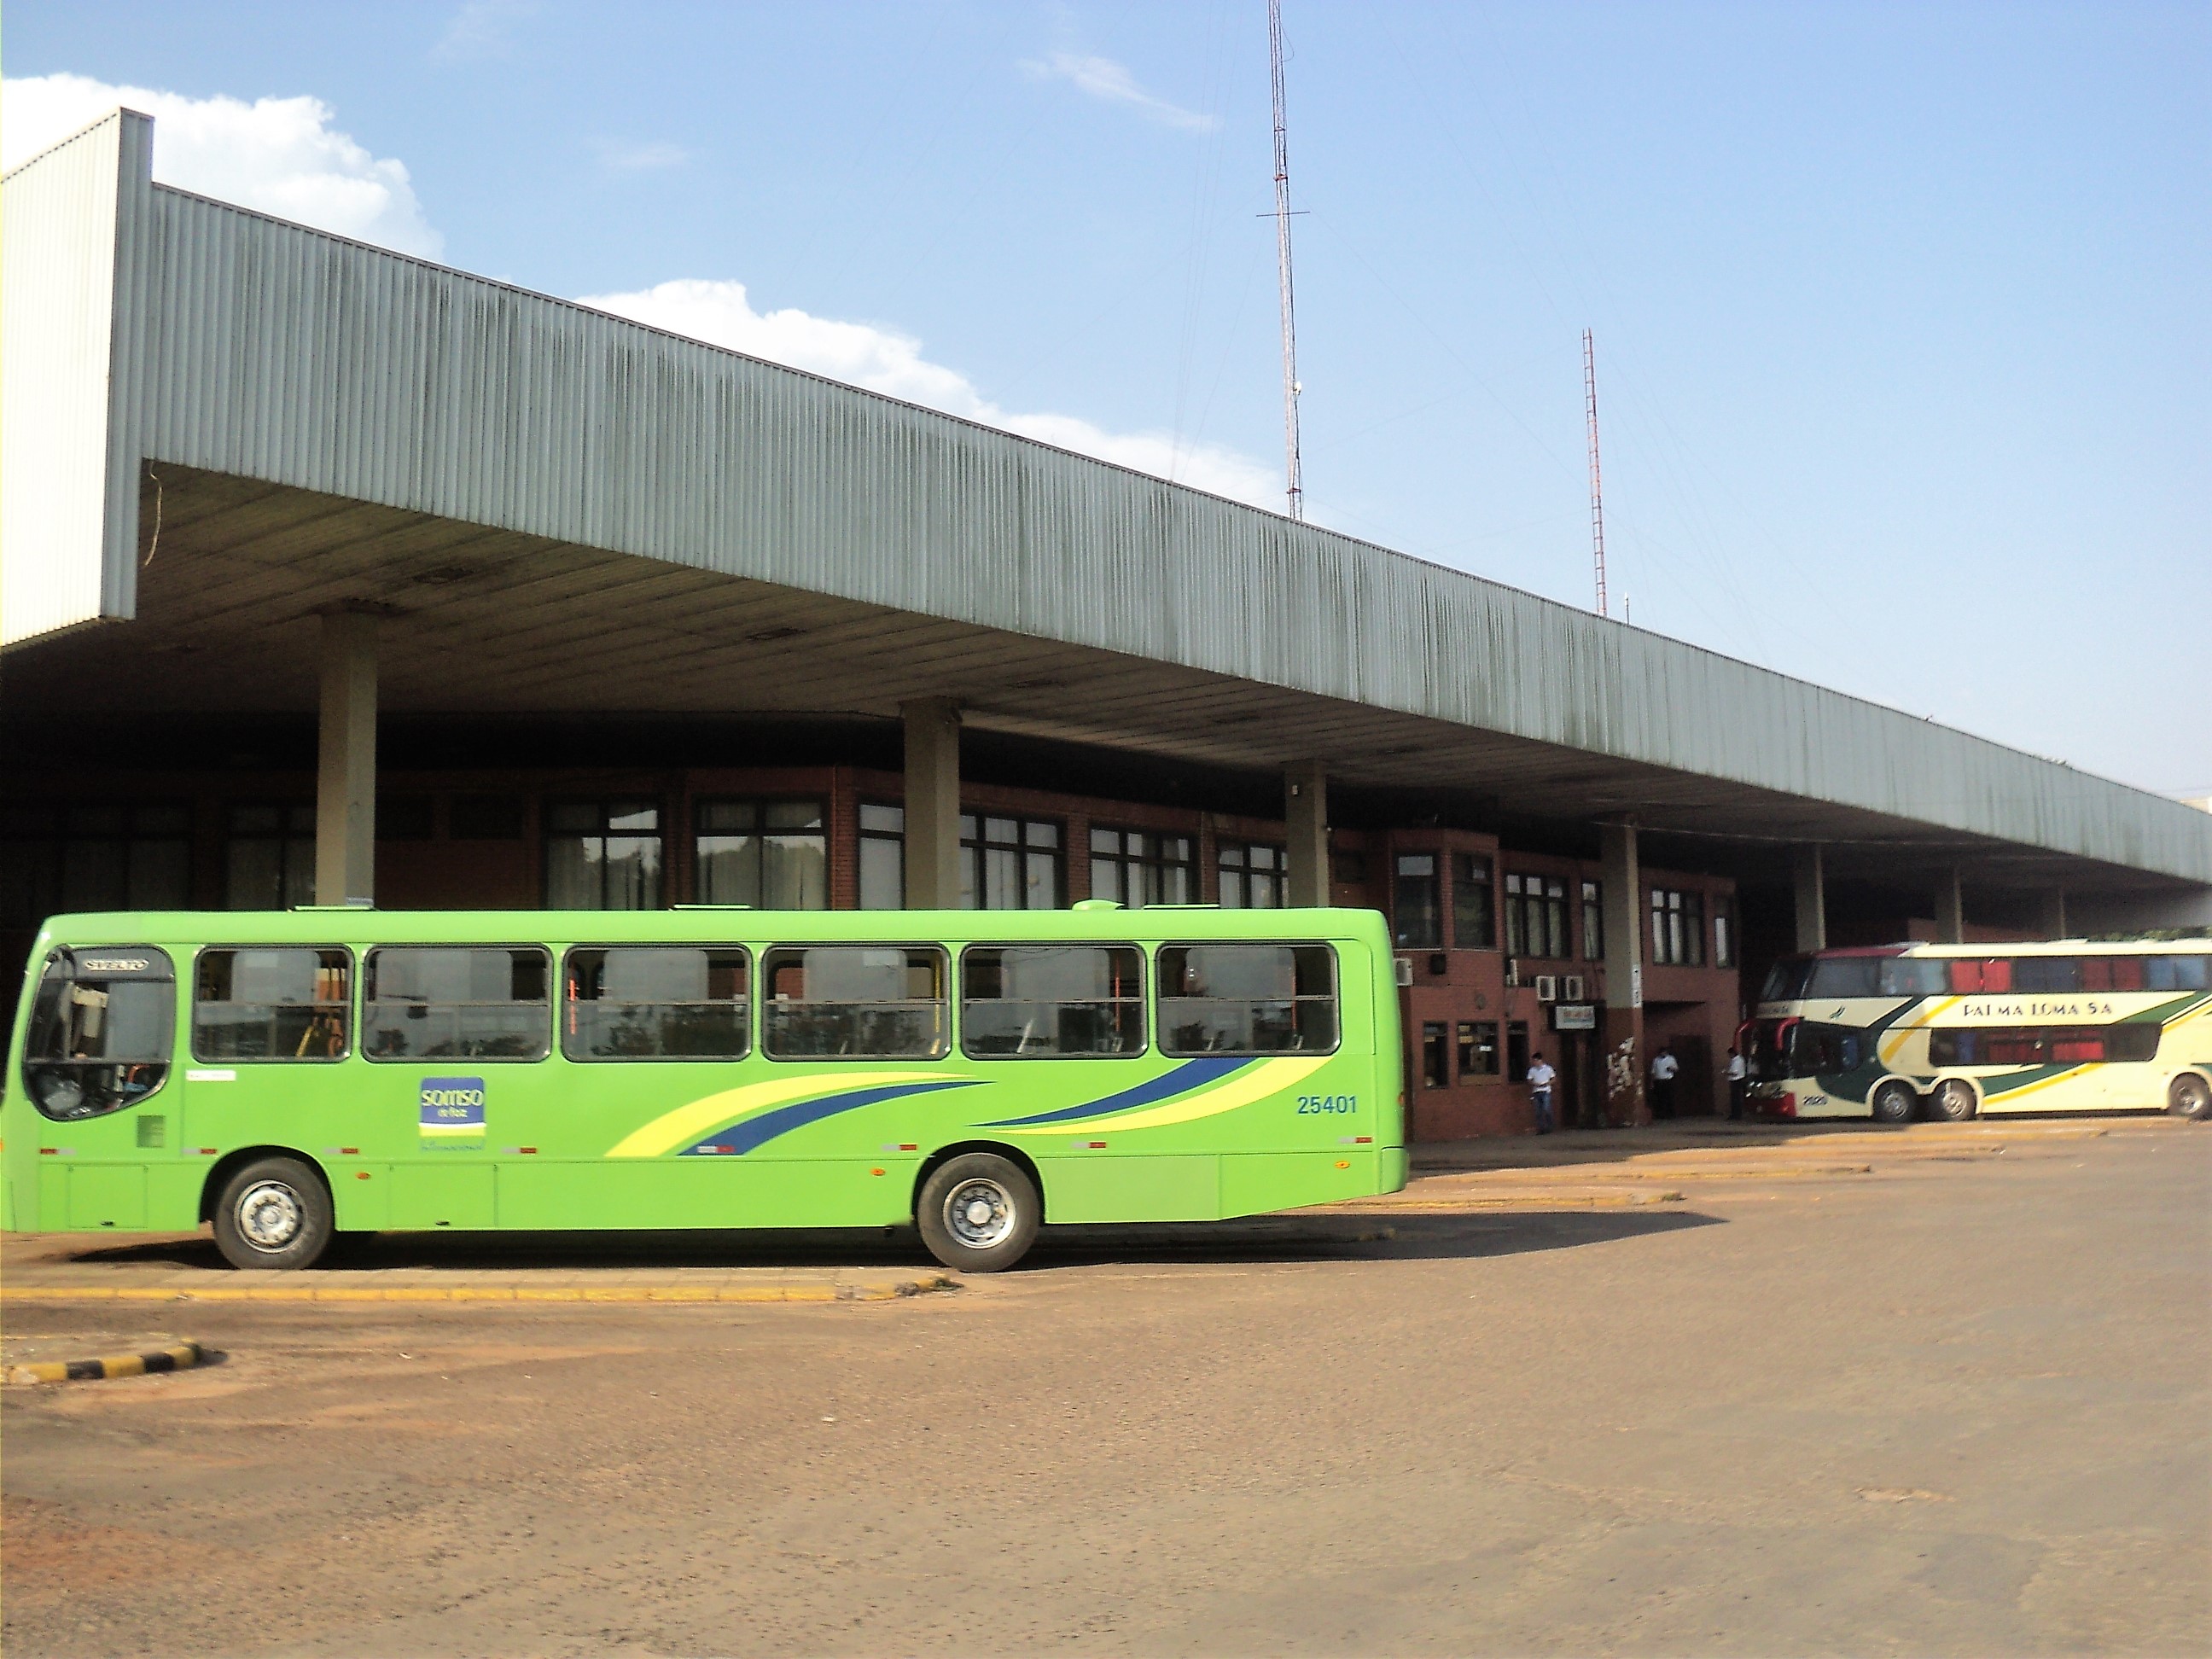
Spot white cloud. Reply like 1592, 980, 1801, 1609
592, 139, 689, 174
1021, 50, 1216, 132
1, 73, 441, 259
434, 0, 537, 65
579, 278, 1278, 507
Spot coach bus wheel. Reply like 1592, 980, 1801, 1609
2169, 1073, 2212, 1122
212, 1156, 334, 1272
917, 1154, 1039, 1274
1870, 1080, 1918, 1125
1928, 1079, 1978, 1123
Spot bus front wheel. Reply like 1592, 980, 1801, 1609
1870, 1080, 1918, 1125
2169, 1073, 2212, 1121
917, 1154, 1039, 1274
1928, 1079, 1978, 1123
212, 1155, 334, 1272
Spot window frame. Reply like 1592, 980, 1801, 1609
1089, 826, 1197, 909
1218, 840, 1288, 911
960, 812, 1066, 911
190, 944, 355, 1064
1451, 853, 1494, 950
543, 798, 665, 911
759, 942, 952, 1062
224, 802, 317, 911
359, 944, 555, 1064
559, 943, 754, 1064
1456, 1018, 1501, 1079
1393, 853, 1442, 949
956, 941, 1149, 1060
692, 797, 828, 910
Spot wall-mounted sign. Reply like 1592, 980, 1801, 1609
1552, 1003, 1597, 1032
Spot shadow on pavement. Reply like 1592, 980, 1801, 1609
39, 1208, 1721, 1275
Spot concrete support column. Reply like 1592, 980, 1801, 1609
900, 698, 961, 909
1935, 867, 1965, 945
1284, 761, 1330, 908
314, 611, 378, 906
1793, 845, 1828, 954
2038, 888, 2068, 940
1599, 822, 1645, 1127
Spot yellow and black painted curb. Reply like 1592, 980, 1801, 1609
6, 1340, 205, 1386
2, 1278, 958, 1307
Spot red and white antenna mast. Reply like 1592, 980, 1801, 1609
1268, 0, 1305, 521
1583, 328, 1609, 617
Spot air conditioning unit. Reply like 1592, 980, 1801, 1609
1504, 957, 1521, 987
1562, 975, 1586, 1002
1534, 975, 1558, 1003
1394, 957, 1414, 988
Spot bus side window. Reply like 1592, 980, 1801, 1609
2147, 955, 2210, 992
22, 947, 177, 1121
362, 947, 551, 1062
563, 947, 749, 1062
1156, 943, 1338, 1057
760, 946, 948, 1060
194, 948, 351, 1062
1949, 959, 2012, 994
960, 945, 1145, 1058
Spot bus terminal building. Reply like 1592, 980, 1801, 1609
8, 112, 2210, 1140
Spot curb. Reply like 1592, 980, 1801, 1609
3, 1278, 958, 1306
6, 1340, 205, 1386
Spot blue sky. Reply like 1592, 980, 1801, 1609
8, 2, 2206, 797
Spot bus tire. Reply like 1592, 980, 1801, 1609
212, 1155, 334, 1272
1870, 1080, 1918, 1125
1928, 1078, 1978, 1123
2169, 1073, 2212, 1121
917, 1153, 1039, 1274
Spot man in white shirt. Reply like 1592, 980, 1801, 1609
1649, 1045, 1679, 1120
1726, 1045, 1748, 1120
1528, 1052, 1558, 1135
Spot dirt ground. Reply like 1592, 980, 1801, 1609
5, 1119, 2208, 1656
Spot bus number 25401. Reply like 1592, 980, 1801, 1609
1296, 1094, 1359, 1115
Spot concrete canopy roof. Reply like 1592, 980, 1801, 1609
6, 110, 2209, 903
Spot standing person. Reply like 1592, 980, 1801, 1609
1528, 1051, 1557, 1135
1726, 1045, 1748, 1121
1649, 1044, 1679, 1120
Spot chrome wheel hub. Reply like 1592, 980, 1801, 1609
236, 1181, 304, 1250
945, 1179, 1015, 1249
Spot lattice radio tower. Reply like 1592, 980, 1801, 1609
1583, 328, 1610, 617
1269, 0, 1305, 521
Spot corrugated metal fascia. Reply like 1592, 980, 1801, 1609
131, 186, 2211, 884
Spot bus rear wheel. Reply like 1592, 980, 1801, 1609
917, 1154, 1039, 1274
2169, 1073, 2212, 1121
212, 1155, 334, 1272
1928, 1079, 1978, 1123
1870, 1080, 1918, 1125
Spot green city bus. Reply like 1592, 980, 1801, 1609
3, 903, 1406, 1272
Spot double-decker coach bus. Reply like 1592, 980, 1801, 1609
1745, 940, 2212, 1124
3, 904, 1406, 1273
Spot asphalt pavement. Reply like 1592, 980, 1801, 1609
4, 1117, 2207, 1656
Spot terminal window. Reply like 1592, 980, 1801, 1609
1220, 841, 1286, 909
225, 804, 315, 911
1091, 828, 1196, 908
545, 800, 662, 910
2, 803, 193, 926
962, 814, 1062, 910
1392, 854, 1441, 948
695, 799, 826, 909
1650, 888, 1706, 967
857, 803, 905, 910
1453, 854, 1495, 948
1505, 873, 1569, 960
